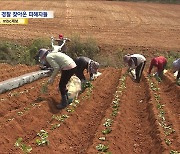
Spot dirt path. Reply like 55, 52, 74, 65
87, 73, 166, 153
154, 73, 180, 151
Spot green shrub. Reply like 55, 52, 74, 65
165, 51, 180, 70
0, 38, 51, 65
67, 34, 99, 59
94, 48, 126, 68
28, 38, 51, 64
113, 0, 180, 4
0, 41, 26, 64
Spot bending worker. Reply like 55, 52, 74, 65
148, 56, 167, 79
172, 58, 180, 81
38, 50, 77, 109
34, 48, 51, 70
123, 54, 146, 83
35, 36, 68, 70
74, 56, 99, 82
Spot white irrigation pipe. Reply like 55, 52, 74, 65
0, 70, 50, 94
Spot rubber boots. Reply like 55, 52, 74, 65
56, 95, 68, 109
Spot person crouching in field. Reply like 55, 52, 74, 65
34, 48, 52, 70
148, 56, 167, 80
172, 58, 180, 81
34, 37, 69, 70
123, 54, 146, 83
39, 50, 77, 109
74, 56, 99, 82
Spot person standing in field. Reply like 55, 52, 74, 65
123, 54, 146, 83
172, 58, 180, 81
148, 56, 167, 79
53, 34, 71, 53
39, 50, 77, 109
73, 56, 100, 82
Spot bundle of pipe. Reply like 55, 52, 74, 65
0, 70, 51, 94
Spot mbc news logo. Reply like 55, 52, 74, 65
0, 19, 28, 24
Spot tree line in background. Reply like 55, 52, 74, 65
115, 0, 180, 4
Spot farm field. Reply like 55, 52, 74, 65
0, 0, 180, 153
0, 64, 179, 153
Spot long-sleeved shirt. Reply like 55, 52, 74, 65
172, 58, 180, 72
46, 52, 76, 81
74, 56, 99, 74
148, 56, 167, 74
128, 54, 146, 69
51, 37, 66, 53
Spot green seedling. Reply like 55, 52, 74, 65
17, 111, 23, 116
157, 103, 164, 110
98, 137, 106, 141
7, 118, 15, 122
74, 99, 80, 104
52, 114, 69, 122
24, 107, 30, 111
176, 80, 180, 86
15, 137, 32, 153
155, 76, 162, 82
154, 93, 161, 101
51, 123, 61, 130
36, 97, 44, 102
31, 103, 41, 107
102, 128, 112, 135
41, 82, 48, 94
170, 150, 180, 154
165, 138, 172, 146
111, 108, 118, 117
103, 119, 113, 127
164, 125, 175, 136
81, 81, 93, 92
69, 102, 78, 108
96, 144, 109, 152
66, 108, 74, 113
36, 130, 49, 146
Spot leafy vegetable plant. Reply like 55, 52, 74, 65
15, 137, 32, 153
36, 130, 49, 146
96, 144, 109, 152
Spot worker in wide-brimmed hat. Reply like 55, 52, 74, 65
172, 58, 180, 81
34, 48, 52, 70
39, 50, 77, 109
74, 56, 100, 82
148, 56, 167, 79
123, 54, 146, 83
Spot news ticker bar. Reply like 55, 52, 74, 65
0, 11, 54, 18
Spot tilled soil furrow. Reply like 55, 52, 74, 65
0, 68, 121, 153
29, 67, 121, 153
152, 76, 180, 151
105, 75, 165, 153
0, 77, 50, 121
0, 64, 39, 82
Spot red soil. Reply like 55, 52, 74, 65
0, 64, 179, 153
